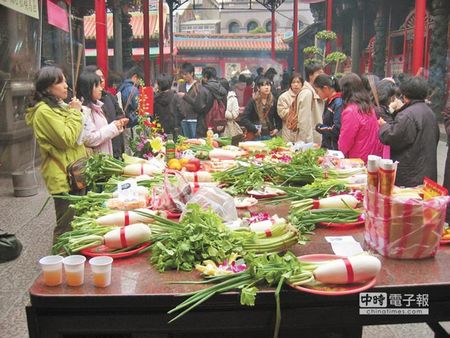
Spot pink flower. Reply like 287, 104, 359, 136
136, 142, 145, 151
246, 212, 271, 224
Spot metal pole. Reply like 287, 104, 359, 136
326, 0, 333, 55
143, 0, 150, 85
170, 6, 174, 74
271, 9, 276, 61
95, 0, 108, 84
412, 0, 426, 75
293, 0, 298, 71
113, 0, 123, 72
68, 2, 75, 93
159, 0, 165, 73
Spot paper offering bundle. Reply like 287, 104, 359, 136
364, 158, 449, 259
364, 189, 448, 259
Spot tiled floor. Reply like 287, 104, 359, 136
0, 137, 448, 337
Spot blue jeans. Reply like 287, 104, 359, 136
181, 120, 197, 139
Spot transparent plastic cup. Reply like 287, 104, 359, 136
63, 255, 86, 286
39, 255, 63, 286
89, 256, 113, 287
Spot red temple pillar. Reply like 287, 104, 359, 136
293, 0, 299, 71
412, 0, 426, 75
271, 10, 276, 61
95, 0, 108, 83
159, 0, 164, 73
143, 0, 150, 85
326, 0, 333, 55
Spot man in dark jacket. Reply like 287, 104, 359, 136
177, 62, 200, 138
194, 66, 227, 137
118, 66, 143, 128
379, 76, 440, 187
154, 73, 183, 135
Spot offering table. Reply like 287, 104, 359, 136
27, 224, 450, 338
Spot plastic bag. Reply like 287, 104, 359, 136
151, 171, 192, 213
182, 186, 238, 223
364, 188, 449, 259
0, 230, 22, 263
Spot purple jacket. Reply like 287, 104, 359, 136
338, 103, 384, 163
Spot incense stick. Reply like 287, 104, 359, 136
73, 45, 84, 98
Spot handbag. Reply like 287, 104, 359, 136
0, 230, 22, 263
223, 120, 243, 138
52, 156, 88, 191
67, 157, 88, 191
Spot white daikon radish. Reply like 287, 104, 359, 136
181, 171, 213, 182
313, 255, 381, 284
96, 209, 163, 226
249, 220, 273, 232
318, 194, 359, 209
103, 223, 152, 249
209, 149, 240, 160
123, 163, 163, 176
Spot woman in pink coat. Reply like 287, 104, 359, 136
76, 71, 128, 155
338, 73, 384, 163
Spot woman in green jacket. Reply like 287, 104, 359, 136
26, 66, 87, 242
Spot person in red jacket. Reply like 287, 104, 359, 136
338, 73, 384, 163
444, 97, 450, 223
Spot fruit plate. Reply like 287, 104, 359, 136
288, 254, 377, 296
81, 242, 150, 259
234, 197, 258, 209
317, 220, 365, 228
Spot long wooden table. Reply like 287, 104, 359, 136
26, 207, 450, 338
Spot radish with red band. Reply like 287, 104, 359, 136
103, 223, 152, 249
291, 194, 359, 213
312, 255, 381, 284
123, 163, 163, 176
96, 209, 166, 226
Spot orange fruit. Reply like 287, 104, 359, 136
167, 159, 182, 170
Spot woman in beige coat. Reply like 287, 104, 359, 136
296, 62, 324, 144
277, 73, 304, 142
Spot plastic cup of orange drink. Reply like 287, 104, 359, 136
39, 255, 64, 286
89, 256, 113, 287
63, 255, 86, 286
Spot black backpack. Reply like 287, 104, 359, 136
0, 230, 22, 263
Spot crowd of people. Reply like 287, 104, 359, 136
25, 61, 449, 240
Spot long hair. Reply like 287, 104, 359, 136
30, 66, 65, 107
340, 73, 372, 114
76, 71, 101, 105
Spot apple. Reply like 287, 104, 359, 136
188, 158, 201, 171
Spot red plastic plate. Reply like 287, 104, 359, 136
317, 220, 365, 228
81, 242, 150, 259
289, 254, 377, 296
440, 239, 450, 245
166, 210, 181, 219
